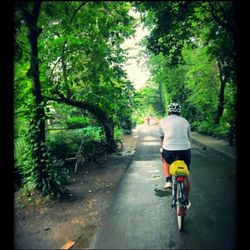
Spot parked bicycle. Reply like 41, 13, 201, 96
74, 139, 123, 174
91, 139, 123, 164
96, 139, 123, 154
170, 160, 191, 231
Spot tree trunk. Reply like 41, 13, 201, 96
159, 81, 165, 115
22, 1, 46, 180
215, 59, 226, 125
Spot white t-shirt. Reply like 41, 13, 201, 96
158, 114, 191, 150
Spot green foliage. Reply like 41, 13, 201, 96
14, 135, 34, 187
134, 116, 146, 125
133, 83, 162, 124
14, 1, 137, 196
14, 133, 69, 197
114, 126, 123, 139
136, 19, 236, 141
47, 126, 104, 173
46, 133, 78, 159
191, 120, 230, 139
14, 1, 237, 197
14, 58, 35, 138
65, 116, 90, 129
36, 156, 69, 197
38, 1, 136, 135
46, 126, 103, 159
135, 1, 236, 144
182, 45, 220, 122
137, 2, 236, 73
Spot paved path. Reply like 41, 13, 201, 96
90, 125, 185, 249
190, 131, 236, 160
89, 125, 237, 249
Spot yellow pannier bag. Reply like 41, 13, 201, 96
169, 160, 190, 176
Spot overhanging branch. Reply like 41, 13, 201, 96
46, 93, 114, 143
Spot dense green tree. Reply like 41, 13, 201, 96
135, 2, 236, 70
183, 45, 220, 123
38, 1, 136, 143
135, 1, 237, 142
148, 53, 189, 115
14, 1, 137, 195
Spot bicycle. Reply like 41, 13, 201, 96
74, 139, 106, 174
74, 139, 123, 174
96, 139, 123, 154
91, 139, 123, 164
169, 160, 190, 231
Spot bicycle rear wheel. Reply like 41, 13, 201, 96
176, 205, 185, 230
114, 139, 123, 152
176, 181, 186, 231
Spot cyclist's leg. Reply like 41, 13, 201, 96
161, 154, 170, 177
162, 150, 174, 188
162, 149, 177, 173
183, 149, 191, 171
162, 149, 174, 175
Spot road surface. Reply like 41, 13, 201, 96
90, 124, 237, 249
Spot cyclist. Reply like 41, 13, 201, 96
158, 102, 191, 201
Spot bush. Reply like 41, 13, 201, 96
14, 136, 34, 190
46, 132, 80, 159
14, 134, 70, 195
114, 126, 123, 139
15, 125, 104, 196
191, 120, 230, 140
46, 126, 103, 159
65, 116, 90, 129
37, 156, 69, 197
195, 121, 215, 136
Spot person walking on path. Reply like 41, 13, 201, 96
158, 102, 191, 203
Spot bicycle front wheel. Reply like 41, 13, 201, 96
74, 154, 83, 174
94, 151, 108, 165
92, 142, 108, 165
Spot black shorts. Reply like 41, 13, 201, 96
162, 149, 191, 170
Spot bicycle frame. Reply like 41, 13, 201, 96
98, 139, 123, 153
74, 140, 105, 173
74, 139, 123, 173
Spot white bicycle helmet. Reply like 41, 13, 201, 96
168, 102, 181, 113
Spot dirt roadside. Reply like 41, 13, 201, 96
14, 133, 139, 249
